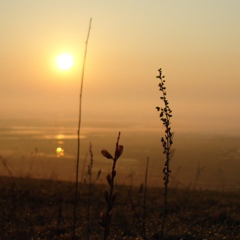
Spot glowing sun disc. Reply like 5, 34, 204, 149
56, 53, 74, 70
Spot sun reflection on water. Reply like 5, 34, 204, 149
56, 147, 64, 157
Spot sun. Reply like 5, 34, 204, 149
56, 53, 74, 71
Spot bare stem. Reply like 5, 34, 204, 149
143, 157, 149, 240
87, 142, 94, 240
73, 18, 92, 239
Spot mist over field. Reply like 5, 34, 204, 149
1, 117, 239, 192
1, 2, 239, 239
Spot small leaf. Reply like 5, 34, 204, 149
101, 150, 113, 159
156, 106, 160, 111
106, 174, 112, 186
115, 145, 124, 160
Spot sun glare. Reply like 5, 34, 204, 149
56, 53, 74, 71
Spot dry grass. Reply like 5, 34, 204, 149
0, 176, 239, 240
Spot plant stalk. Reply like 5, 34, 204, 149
73, 18, 92, 239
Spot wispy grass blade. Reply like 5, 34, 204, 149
73, 18, 92, 239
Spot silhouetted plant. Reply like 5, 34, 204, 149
0, 155, 14, 180
0, 155, 16, 196
87, 142, 94, 240
96, 169, 102, 182
192, 162, 205, 190
156, 68, 174, 238
100, 132, 123, 240
81, 152, 89, 183
73, 18, 92, 239
142, 157, 149, 240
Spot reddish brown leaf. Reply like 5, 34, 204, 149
115, 145, 124, 160
101, 150, 113, 159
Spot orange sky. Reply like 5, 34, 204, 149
1, 1, 239, 135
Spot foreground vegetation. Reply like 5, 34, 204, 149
1, 68, 239, 240
0, 176, 239, 240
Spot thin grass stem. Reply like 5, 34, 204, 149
143, 157, 149, 240
73, 18, 92, 239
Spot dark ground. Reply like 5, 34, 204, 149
0, 176, 239, 240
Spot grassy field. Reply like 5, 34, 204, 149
0, 176, 239, 240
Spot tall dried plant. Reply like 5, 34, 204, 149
156, 68, 174, 238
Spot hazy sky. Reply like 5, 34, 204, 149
1, 1, 239, 135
